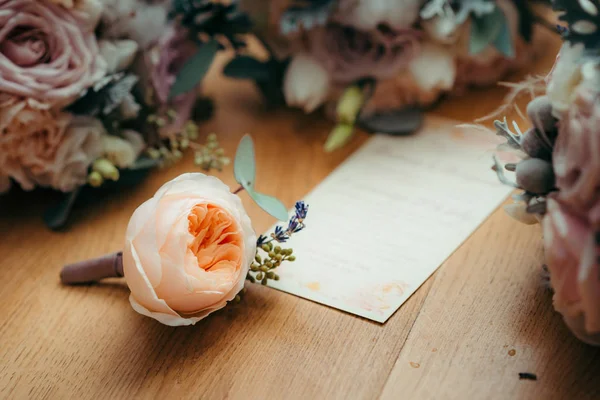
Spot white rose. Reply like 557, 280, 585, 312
123, 173, 257, 326
284, 53, 331, 113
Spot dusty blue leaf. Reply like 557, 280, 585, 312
492, 14, 515, 58
169, 39, 219, 99
223, 56, 271, 82
247, 188, 289, 221
469, 6, 505, 55
43, 188, 81, 231
234, 134, 256, 190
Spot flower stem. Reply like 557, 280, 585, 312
60, 252, 124, 285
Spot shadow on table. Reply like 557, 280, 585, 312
88, 282, 287, 396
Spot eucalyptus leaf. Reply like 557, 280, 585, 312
43, 188, 81, 231
169, 39, 220, 100
492, 16, 515, 58
234, 134, 256, 189
247, 188, 289, 221
129, 157, 161, 171
223, 56, 271, 82
469, 6, 505, 55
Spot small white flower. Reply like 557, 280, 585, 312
101, 131, 144, 168
335, 0, 422, 30
546, 43, 584, 117
284, 53, 331, 113
408, 42, 456, 92
98, 39, 139, 74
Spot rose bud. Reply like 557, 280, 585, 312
515, 158, 555, 195
122, 173, 256, 326
520, 128, 553, 161
526, 96, 558, 143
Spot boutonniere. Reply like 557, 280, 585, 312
60, 136, 309, 326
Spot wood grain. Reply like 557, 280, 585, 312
2, 22, 598, 400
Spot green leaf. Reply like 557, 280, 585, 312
492, 15, 515, 58
169, 39, 220, 100
469, 6, 505, 55
223, 56, 272, 82
234, 134, 256, 190
129, 157, 161, 171
43, 187, 81, 231
324, 123, 355, 152
247, 188, 289, 221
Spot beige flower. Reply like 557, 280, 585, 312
0, 104, 103, 192
102, 130, 145, 168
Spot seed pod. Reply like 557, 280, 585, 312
526, 96, 558, 143
515, 158, 555, 194
520, 128, 553, 161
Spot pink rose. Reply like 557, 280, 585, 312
306, 24, 420, 84
0, 99, 103, 192
123, 173, 256, 326
0, 0, 106, 108
543, 199, 600, 345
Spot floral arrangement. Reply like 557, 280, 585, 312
229, 0, 537, 151
0, 0, 249, 229
60, 136, 309, 326
491, 0, 600, 345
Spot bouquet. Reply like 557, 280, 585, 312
491, 0, 600, 345
0, 0, 247, 229
227, 0, 538, 150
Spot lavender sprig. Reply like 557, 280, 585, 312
249, 201, 309, 285
257, 201, 309, 245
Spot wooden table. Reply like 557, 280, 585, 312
2, 27, 600, 400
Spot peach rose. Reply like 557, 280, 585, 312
123, 173, 257, 326
0, 100, 103, 192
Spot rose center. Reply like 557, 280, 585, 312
1, 27, 50, 67
187, 204, 243, 272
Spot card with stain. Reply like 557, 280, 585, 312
267, 117, 514, 323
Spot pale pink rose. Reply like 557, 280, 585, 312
305, 24, 420, 84
543, 199, 600, 346
0, 104, 103, 192
0, 0, 107, 109
553, 86, 600, 214
123, 173, 257, 326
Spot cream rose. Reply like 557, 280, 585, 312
123, 173, 257, 326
